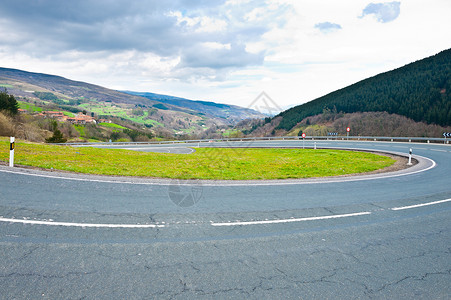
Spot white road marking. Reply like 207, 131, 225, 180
122, 147, 170, 153
2, 198, 449, 229
430, 149, 447, 153
0, 168, 154, 185
0, 217, 164, 228
123, 146, 194, 152
0, 154, 436, 186
211, 211, 371, 226
390, 198, 451, 211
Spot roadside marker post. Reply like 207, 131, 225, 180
407, 148, 413, 166
301, 133, 306, 149
9, 137, 15, 167
444, 132, 450, 144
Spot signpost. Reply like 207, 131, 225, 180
9, 137, 15, 167
346, 127, 350, 140
444, 132, 451, 144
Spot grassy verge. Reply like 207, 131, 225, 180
0, 138, 395, 180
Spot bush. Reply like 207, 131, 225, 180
0, 112, 15, 136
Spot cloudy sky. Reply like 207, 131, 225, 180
1, 0, 450, 111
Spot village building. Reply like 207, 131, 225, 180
66, 112, 96, 125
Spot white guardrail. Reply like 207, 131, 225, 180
59, 136, 450, 146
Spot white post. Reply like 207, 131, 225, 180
314, 142, 317, 150
9, 137, 15, 167
407, 148, 412, 165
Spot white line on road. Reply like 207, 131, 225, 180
2, 198, 449, 229
390, 198, 451, 211
430, 149, 448, 153
211, 211, 371, 226
122, 147, 195, 153
0, 217, 165, 228
0, 154, 436, 186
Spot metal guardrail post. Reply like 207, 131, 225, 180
58, 135, 448, 146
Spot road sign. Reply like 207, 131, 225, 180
346, 127, 351, 132
301, 133, 306, 138
444, 132, 451, 138
328, 132, 338, 136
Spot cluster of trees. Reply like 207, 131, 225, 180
33, 91, 59, 101
300, 111, 449, 137
45, 121, 67, 143
0, 89, 19, 115
276, 49, 451, 131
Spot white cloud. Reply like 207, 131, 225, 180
314, 22, 342, 33
360, 2, 401, 23
0, 0, 450, 109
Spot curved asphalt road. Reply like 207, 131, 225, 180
0, 140, 450, 299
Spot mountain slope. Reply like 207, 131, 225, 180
276, 49, 451, 131
0, 68, 263, 135
0, 67, 153, 105
124, 91, 263, 123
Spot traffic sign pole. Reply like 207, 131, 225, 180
9, 137, 15, 167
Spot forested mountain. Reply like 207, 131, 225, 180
276, 49, 451, 131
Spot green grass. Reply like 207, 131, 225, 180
0, 138, 395, 180
73, 125, 85, 136
99, 122, 127, 129
18, 101, 42, 112
223, 129, 242, 137
78, 102, 163, 127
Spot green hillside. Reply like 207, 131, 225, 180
276, 49, 451, 131
0, 67, 264, 139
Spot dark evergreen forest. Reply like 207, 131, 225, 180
0, 89, 19, 115
276, 49, 451, 131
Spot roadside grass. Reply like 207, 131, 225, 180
0, 138, 395, 180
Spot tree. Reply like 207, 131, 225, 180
45, 121, 67, 143
0, 89, 19, 115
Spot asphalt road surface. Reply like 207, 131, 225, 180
0, 140, 450, 299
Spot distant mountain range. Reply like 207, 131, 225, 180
275, 49, 451, 131
0, 67, 264, 134
123, 91, 263, 123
